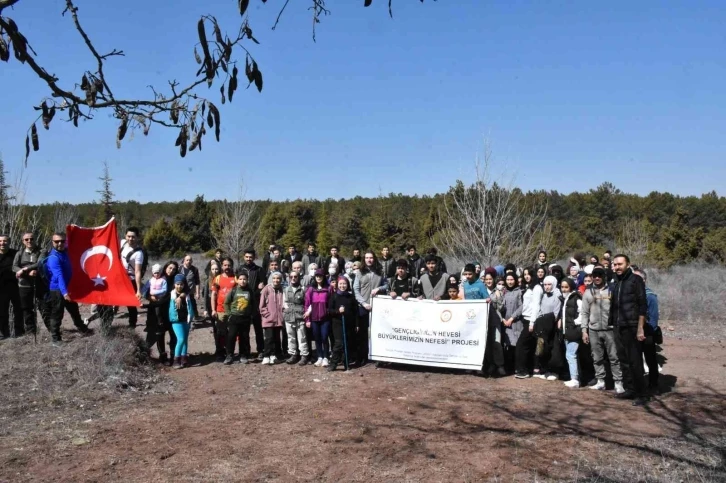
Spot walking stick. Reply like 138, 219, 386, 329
341, 314, 349, 371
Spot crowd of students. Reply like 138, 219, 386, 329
0, 229, 662, 406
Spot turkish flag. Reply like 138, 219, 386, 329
66, 218, 140, 306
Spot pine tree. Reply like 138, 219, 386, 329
281, 216, 304, 249
315, 203, 335, 254
96, 161, 115, 222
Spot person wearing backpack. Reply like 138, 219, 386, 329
44, 232, 91, 345
120, 227, 146, 328
13, 232, 49, 336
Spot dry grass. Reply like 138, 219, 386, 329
0, 328, 168, 439
648, 263, 726, 340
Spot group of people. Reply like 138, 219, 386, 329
0, 230, 662, 406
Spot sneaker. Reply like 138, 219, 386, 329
172, 357, 182, 369
261, 357, 270, 365
256, 353, 265, 362
564, 380, 579, 388
223, 356, 234, 365
238, 357, 249, 364
658, 364, 663, 374
314, 358, 323, 367
590, 379, 606, 391
614, 381, 626, 394
322, 358, 329, 367
269, 356, 277, 365
514, 372, 530, 379
545, 373, 558, 381
632, 396, 649, 407
51, 340, 64, 347
287, 355, 300, 365
533, 373, 546, 380
83, 318, 91, 326
327, 363, 337, 372
298, 355, 310, 366
497, 367, 507, 377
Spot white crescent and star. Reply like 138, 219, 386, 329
80, 245, 113, 287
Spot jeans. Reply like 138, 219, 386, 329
311, 320, 331, 359
45, 290, 86, 341
227, 315, 251, 358
171, 321, 190, 357
565, 341, 579, 381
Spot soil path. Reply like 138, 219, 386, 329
2, 314, 725, 482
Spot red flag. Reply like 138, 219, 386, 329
66, 218, 140, 307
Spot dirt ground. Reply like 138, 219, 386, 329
1, 308, 725, 483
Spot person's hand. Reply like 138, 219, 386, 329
29, 269, 37, 277
402, 293, 410, 300
557, 320, 561, 330
283, 303, 289, 310
63, 294, 71, 302
212, 310, 217, 318
390, 293, 397, 299
582, 332, 589, 344
339, 306, 345, 314
417, 296, 424, 300
529, 325, 534, 333
364, 303, 372, 311
433, 296, 441, 301
637, 327, 646, 342
15, 269, 24, 278
136, 291, 142, 300
175, 297, 183, 309
305, 320, 311, 329
258, 283, 264, 290
203, 310, 209, 317
372, 288, 379, 296
504, 318, 513, 328
485, 298, 491, 303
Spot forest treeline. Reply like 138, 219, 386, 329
22, 182, 726, 268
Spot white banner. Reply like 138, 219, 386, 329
370, 296, 489, 370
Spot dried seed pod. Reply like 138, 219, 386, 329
41, 102, 50, 129
25, 134, 30, 162
207, 110, 214, 129
220, 84, 226, 104
0, 35, 10, 62
31, 123, 39, 151
238, 0, 249, 16
194, 46, 202, 65
80, 75, 89, 91
117, 117, 128, 141
208, 103, 221, 141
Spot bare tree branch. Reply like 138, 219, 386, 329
213, 180, 259, 262
437, 140, 549, 268
617, 218, 651, 268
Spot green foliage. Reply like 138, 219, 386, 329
652, 208, 703, 267
315, 203, 334, 253
144, 218, 188, 257
175, 195, 213, 252
701, 227, 726, 264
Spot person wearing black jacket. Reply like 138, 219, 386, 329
283, 245, 303, 270
379, 247, 397, 279
12, 232, 48, 335
0, 235, 22, 339
302, 243, 321, 274
322, 246, 346, 278
242, 248, 266, 359
610, 254, 649, 406
426, 247, 447, 274
327, 276, 358, 371
406, 245, 425, 278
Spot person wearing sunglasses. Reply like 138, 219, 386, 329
12, 232, 49, 336
45, 232, 90, 345
0, 234, 23, 340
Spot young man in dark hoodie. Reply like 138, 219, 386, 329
610, 254, 649, 406
379, 246, 397, 279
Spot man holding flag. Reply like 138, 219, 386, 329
45, 232, 91, 345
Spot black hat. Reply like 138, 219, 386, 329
592, 267, 606, 278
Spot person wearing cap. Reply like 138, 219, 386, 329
581, 266, 624, 393
387, 259, 421, 300
169, 273, 194, 369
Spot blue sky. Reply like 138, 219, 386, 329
1, 0, 724, 204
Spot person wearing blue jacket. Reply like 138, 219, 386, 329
635, 269, 661, 392
45, 232, 89, 345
